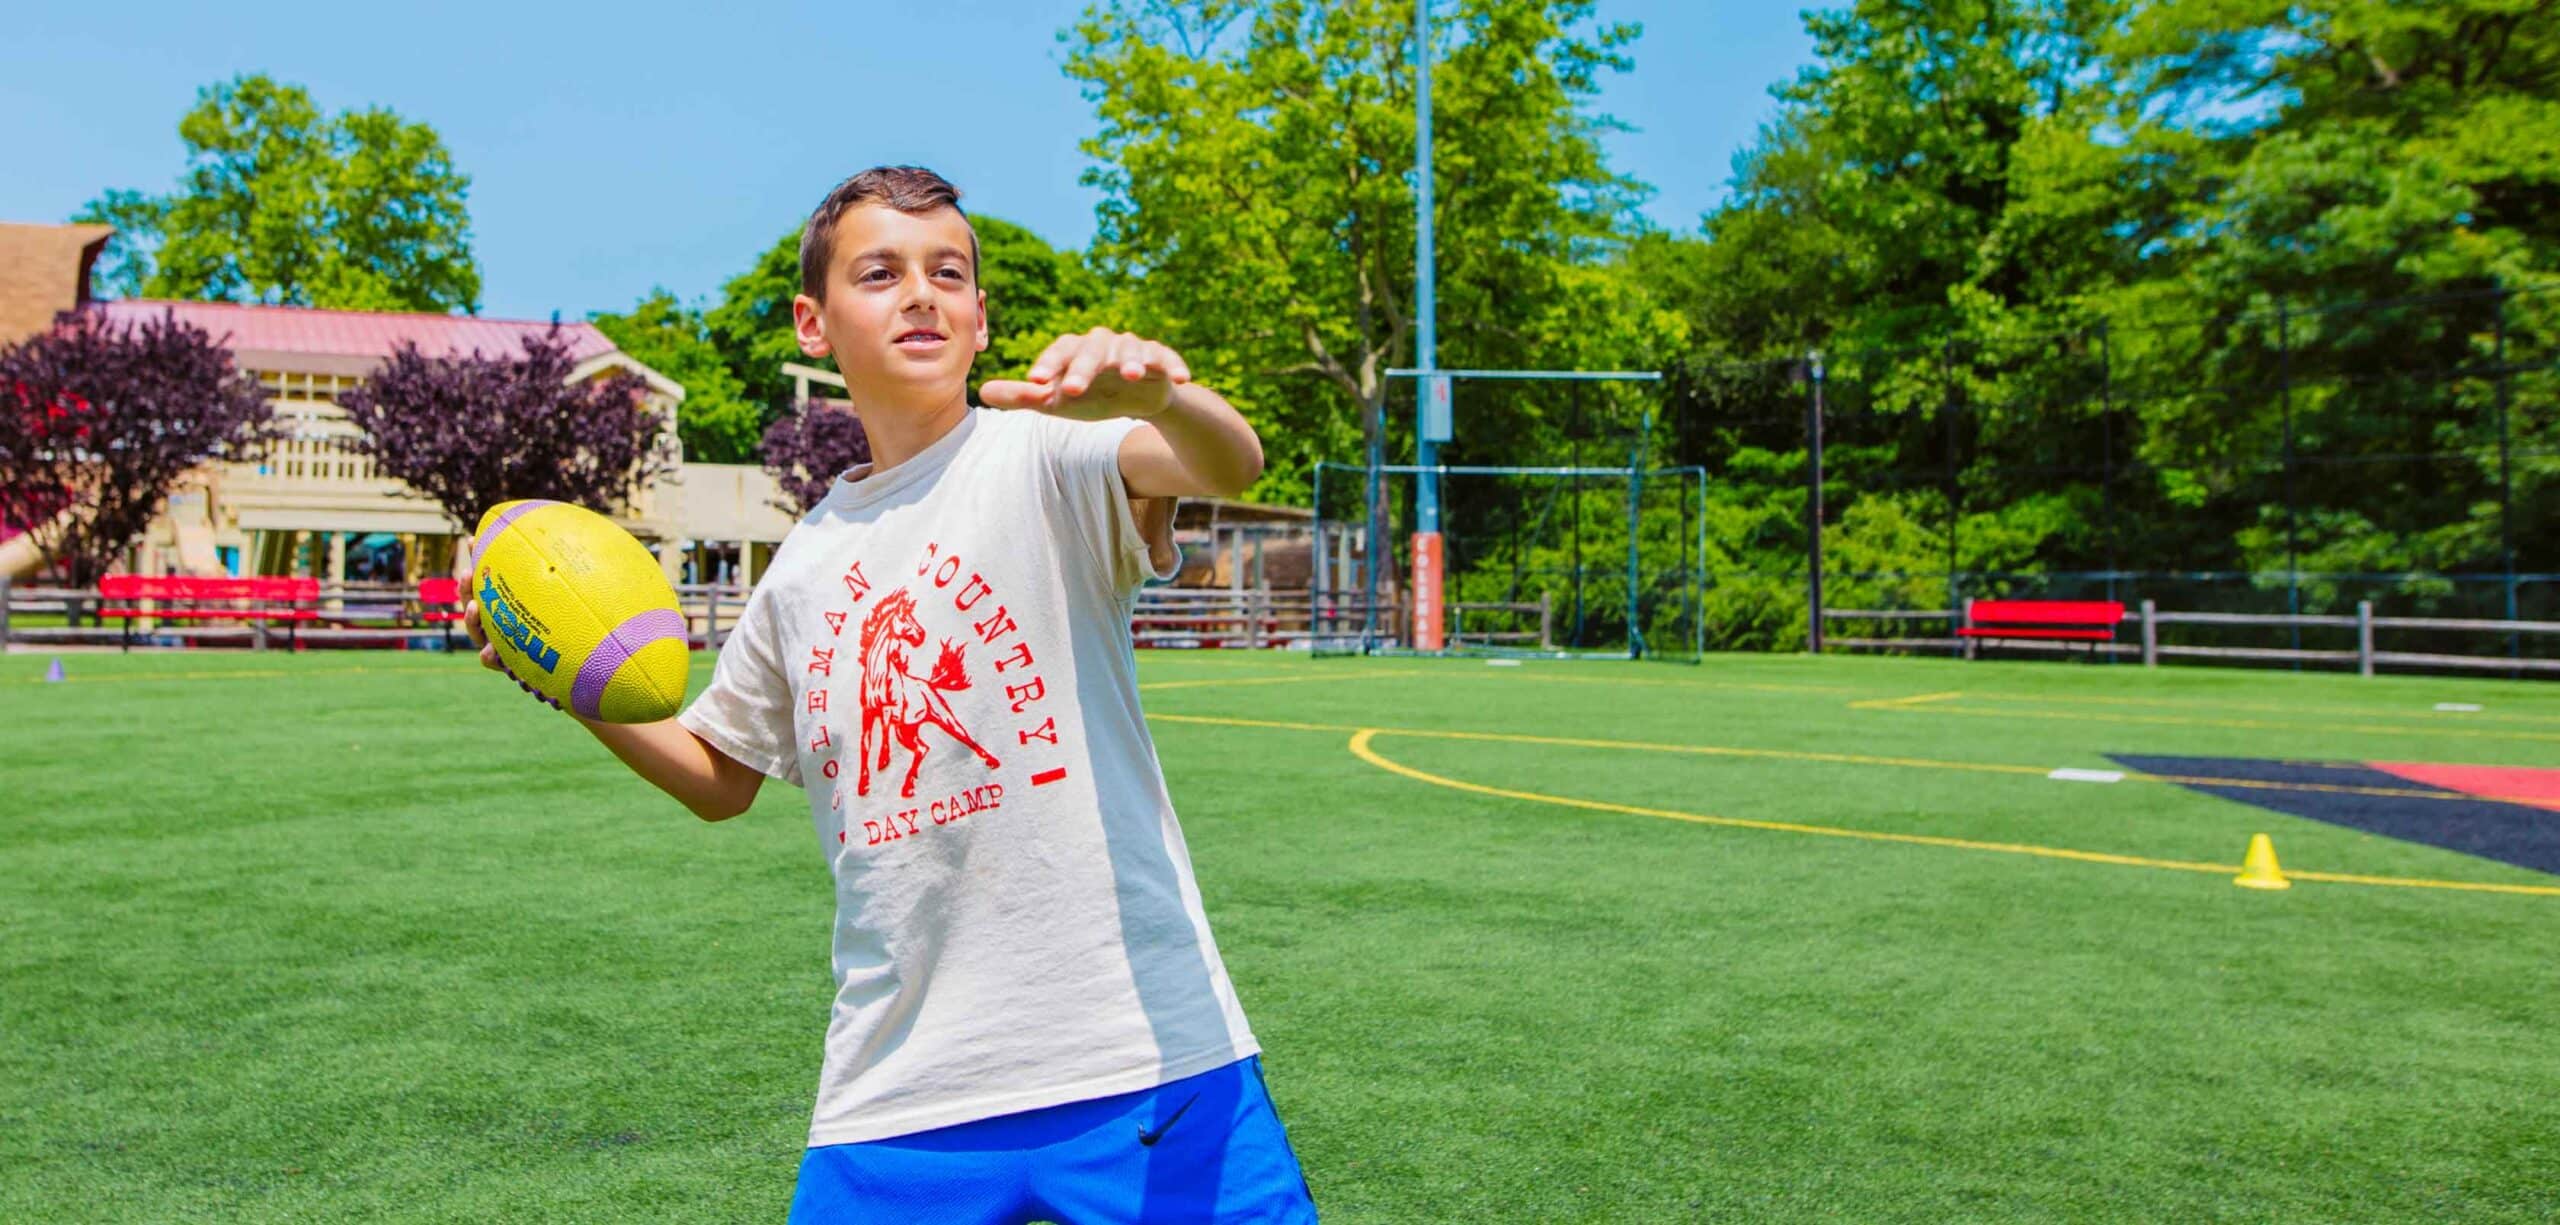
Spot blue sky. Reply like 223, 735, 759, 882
1, 1, 1815, 321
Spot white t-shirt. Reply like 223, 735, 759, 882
677, 406, 1259, 1147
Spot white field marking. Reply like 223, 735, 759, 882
1486, 659, 1523, 667
2048, 768, 2127, 784
2434, 702, 2485, 713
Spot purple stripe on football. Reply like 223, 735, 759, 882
472, 500, 559, 565
572, 607, 687, 719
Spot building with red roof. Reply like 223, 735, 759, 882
95, 299, 624, 372
89, 299, 688, 582
2, 227, 797, 590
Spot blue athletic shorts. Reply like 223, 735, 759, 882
786, 1056, 1317, 1224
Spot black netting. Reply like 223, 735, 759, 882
1650, 286, 2560, 672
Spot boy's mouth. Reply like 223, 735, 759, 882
892, 328, 948, 351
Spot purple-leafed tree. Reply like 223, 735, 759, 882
340, 330, 673, 540
760, 399, 871, 516
0, 308, 277, 586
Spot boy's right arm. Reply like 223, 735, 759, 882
1128, 495, 1179, 577
465, 597, 763, 822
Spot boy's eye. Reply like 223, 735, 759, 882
860, 268, 894, 283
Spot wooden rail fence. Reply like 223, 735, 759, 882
0, 578, 1455, 654
1824, 599, 2560, 676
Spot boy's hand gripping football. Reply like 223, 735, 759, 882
462, 572, 757, 819
978, 328, 1191, 421
460, 579, 565, 712
461, 585, 501, 673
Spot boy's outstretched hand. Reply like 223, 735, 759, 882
979, 328, 1191, 421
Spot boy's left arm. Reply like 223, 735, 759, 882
980, 328, 1264, 498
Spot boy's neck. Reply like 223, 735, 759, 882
850, 389, 972, 477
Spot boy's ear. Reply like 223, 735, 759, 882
792, 294, 832, 358
973, 289, 990, 353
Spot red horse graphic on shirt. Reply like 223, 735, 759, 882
858, 587, 1001, 799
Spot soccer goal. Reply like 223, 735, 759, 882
1310, 460, 1707, 660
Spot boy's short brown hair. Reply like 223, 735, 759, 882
799, 166, 979, 301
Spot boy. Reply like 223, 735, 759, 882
466, 167, 1316, 1223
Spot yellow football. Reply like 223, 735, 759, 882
470, 499, 689, 723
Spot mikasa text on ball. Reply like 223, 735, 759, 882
471, 499, 689, 723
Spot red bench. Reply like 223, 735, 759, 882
99, 575, 321, 651
1959, 599, 2125, 655
417, 577, 468, 648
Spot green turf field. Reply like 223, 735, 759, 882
4, 648, 2556, 1222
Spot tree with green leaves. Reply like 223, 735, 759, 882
975, 215, 1109, 373
592, 291, 765, 464
704, 230, 805, 414
76, 74, 479, 313
1633, 0, 2560, 644
1625, 1, 2154, 642
1671, 0, 2149, 367
1063, 0, 1659, 497
705, 213, 1102, 417
2096, 0, 2560, 585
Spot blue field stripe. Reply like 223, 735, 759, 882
2111, 754, 2560, 877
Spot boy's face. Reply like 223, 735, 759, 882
793, 203, 989, 404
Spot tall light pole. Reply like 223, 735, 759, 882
1804, 350, 1825, 654
1410, 0, 1447, 651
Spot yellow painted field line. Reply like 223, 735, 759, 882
2131, 771, 2542, 805
1138, 672, 1312, 691
1139, 668, 1426, 692
2281, 868, 2560, 893
1393, 724, 2058, 778
1150, 711, 2542, 804
1417, 662, 2560, 726
1154, 711, 2050, 777
1949, 687, 2560, 726
1432, 671, 1862, 696
1345, 729, 2560, 898
1347, 729, 2232, 871
1420, 665, 2560, 727
1152, 712, 1372, 735
1846, 690, 1966, 711
1356, 665, 2560, 728
1875, 702, 2560, 745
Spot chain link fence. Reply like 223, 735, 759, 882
1667, 285, 2560, 670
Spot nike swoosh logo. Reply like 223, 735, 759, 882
1137, 1092, 1201, 1147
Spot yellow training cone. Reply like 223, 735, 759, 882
2234, 833, 2291, 890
